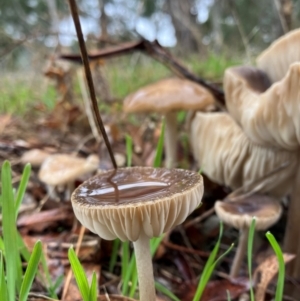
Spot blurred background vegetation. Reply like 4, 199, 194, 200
0, 0, 298, 114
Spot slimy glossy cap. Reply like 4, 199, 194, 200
71, 167, 203, 241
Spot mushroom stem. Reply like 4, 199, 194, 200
284, 167, 300, 277
132, 232, 156, 301
164, 112, 178, 168
230, 228, 249, 278
66, 181, 75, 200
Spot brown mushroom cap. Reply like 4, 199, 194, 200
123, 78, 215, 113
190, 112, 299, 197
71, 167, 203, 241
39, 154, 99, 186
257, 29, 300, 83
215, 194, 282, 230
224, 63, 300, 150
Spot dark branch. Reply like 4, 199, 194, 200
60, 39, 226, 109
67, 0, 117, 169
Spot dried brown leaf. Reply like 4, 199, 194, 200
253, 253, 295, 301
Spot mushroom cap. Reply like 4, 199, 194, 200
215, 194, 282, 230
190, 112, 299, 197
224, 63, 300, 150
257, 29, 300, 83
71, 167, 203, 241
39, 154, 99, 186
123, 78, 215, 114
21, 149, 51, 167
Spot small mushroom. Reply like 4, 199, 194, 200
224, 63, 300, 150
71, 167, 203, 301
190, 112, 299, 197
39, 154, 99, 200
123, 78, 215, 168
215, 194, 282, 278
21, 149, 52, 167
256, 28, 300, 83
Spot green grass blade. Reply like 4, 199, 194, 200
125, 134, 133, 167
0, 251, 9, 301
19, 240, 42, 301
203, 243, 234, 284
0, 237, 5, 253
89, 271, 98, 301
17, 232, 30, 261
1, 161, 18, 301
109, 239, 121, 273
266, 232, 285, 301
121, 241, 130, 292
155, 281, 180, 301
40, 248, 59, 299
68, 247, 90, 301
248, 217, 256, 301
15, 255, 23, 293
122, 254, 136, 296
153, 118, 165, 168
51, 275, 64, 294
150, 235, 164, 257
193, 222, 224, 301
177, 111, 187, 124
14, 163, 31, 220
128, 266, 138, 298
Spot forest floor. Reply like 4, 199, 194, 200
0, 54, 298, 301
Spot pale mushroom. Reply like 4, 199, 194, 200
190, 112, 299, 197
256, 28, 300, 83
71, 167, 203, 301
224, 63, 300, 150
39, 154, 99, 200
21, 149, 52, 167
123, 78, 215, 168
215, 194, 282, 278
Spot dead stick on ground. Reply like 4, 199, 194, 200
60, 39, 226, 110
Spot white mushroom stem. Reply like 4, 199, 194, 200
164, 112, 178, 168
230, 228, 249, 278
46, 184, 58, 201
66, 181, 75, 200
132, 232, 156, 301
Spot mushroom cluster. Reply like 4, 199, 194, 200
191, 29, 300, 279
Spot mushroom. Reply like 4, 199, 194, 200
224, 63, 300, 150
215, 194, 282, 278
21, 149, 52, 167
190, 112, 299, 197
123, 78, 215, 168
39, 154, 99, 200
256, 28, 300, 83
71, 166, 204, 301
